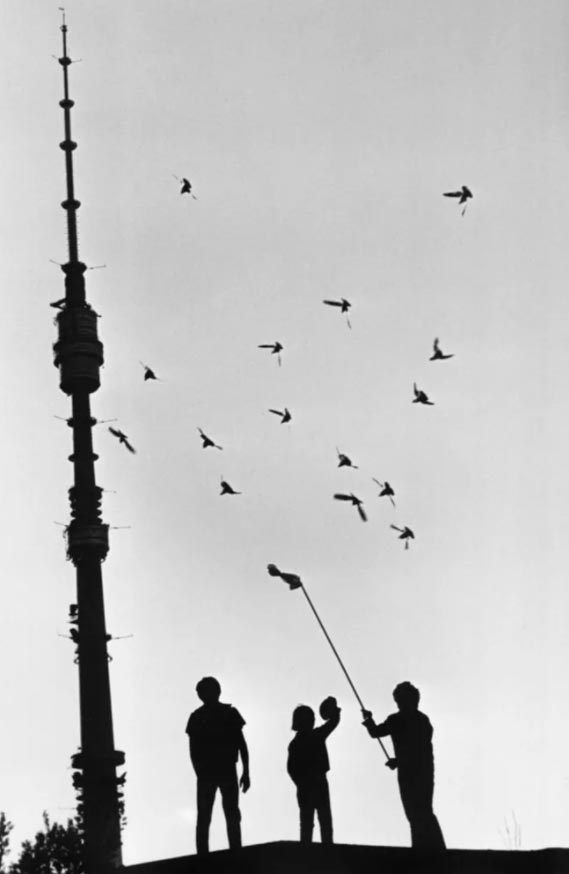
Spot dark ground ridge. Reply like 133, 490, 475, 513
123, 840, 569, 874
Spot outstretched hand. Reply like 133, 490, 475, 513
385, 758, 398, 771
240, 772, 251, 793
361, 709, 373, 723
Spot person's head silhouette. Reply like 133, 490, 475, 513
291, 705, 315, 731
393, 681, 420, 711
196, 676, 221, 704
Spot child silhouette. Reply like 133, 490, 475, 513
287, 696, 341, 844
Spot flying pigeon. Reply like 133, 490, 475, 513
372, 479, 396, 507
337, 448, 358, 469
258, 342, 283, 366
220, 478, 241, 495
413, 383, 434, 405
198, 428, 223, 450
108, 427, 136, 454
334, 493, 367, 522
323, 298, 352, 329
172, 173, 197, 199
269, 408, 292, 424
180, 177, 197, 199
443, 185, 472, 215
140, 362, 159, 381
391, 524, 414, 549
267, 563, 302, 590
429, 338, 454, 361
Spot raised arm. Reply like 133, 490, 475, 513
317, 708, 341, 741
361, 710, 390, 738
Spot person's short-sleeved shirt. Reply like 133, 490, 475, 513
186, 703, 245, 776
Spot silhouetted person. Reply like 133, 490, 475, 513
186, 677, 250, 855
362, 682, 445, 849
287, 696, 341, 845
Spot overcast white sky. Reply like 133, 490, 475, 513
3, 0, 569, 864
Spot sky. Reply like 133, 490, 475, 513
3, 0, 569, 864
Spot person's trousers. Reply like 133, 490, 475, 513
296, 775, 333, 844
196, 770, 241, 855
399, 775, 445, 849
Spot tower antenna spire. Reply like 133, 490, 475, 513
57, 6, 83, 271
53, 13, 125, 873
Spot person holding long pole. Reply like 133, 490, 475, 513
362, 682, 446, 849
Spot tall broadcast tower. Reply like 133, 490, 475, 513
53, 14, 124, 872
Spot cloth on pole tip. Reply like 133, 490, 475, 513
267, 564, 303, 590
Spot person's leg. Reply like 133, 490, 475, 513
400, 779, 445, 849
219, 770, 242, 850
315, 776, 333, 844
297, 783, 315, 844
196, 777, 217, 855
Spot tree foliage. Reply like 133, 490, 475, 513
0, 812, 83, 874
0, 813, 13, 874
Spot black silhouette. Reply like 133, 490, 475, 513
198, 428, 223, 450
373, 479, 396, 507
323, 298, 352, 329
266, 563, 302, 590
362, 682, 445, 849
108, 427, 136, 454
429, 339, 454, 361
288, 697, 341, 844
334, 493, 367, 522
180, 177, 197, 199
186, 677, 250, 855
337, 448, 358, 469
391, 525, 414, 549
413, 383, 434, 406
443, 185, 472, 215
269, 407, 292, 424
140, 361, 159, 381
258, 342, 283, 366
220, 478, 241, 495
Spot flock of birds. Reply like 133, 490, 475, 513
104, 177, 469, 550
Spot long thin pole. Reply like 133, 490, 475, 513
300, 585, 390, 761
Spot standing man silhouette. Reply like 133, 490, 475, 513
362, 682, 445, 849
186, 677, 250, 855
